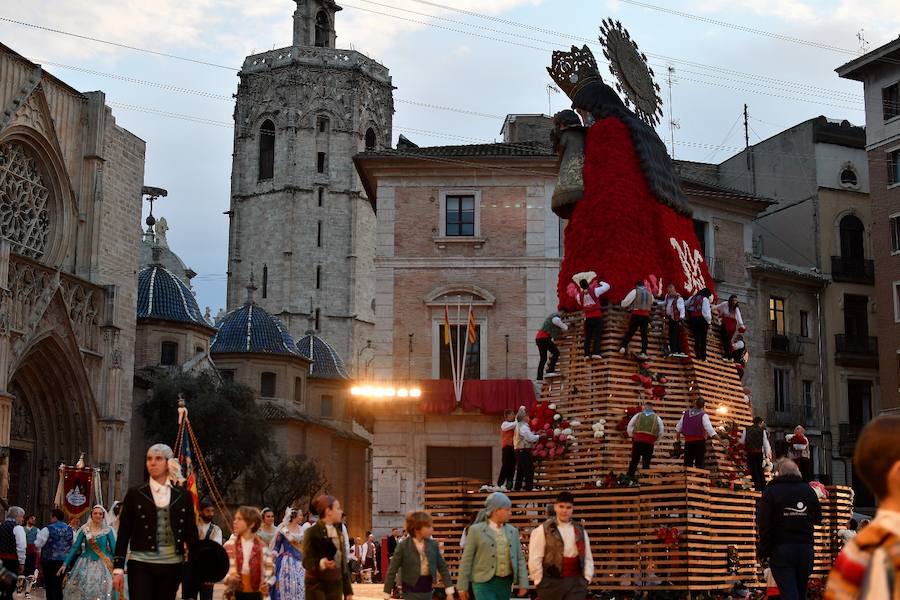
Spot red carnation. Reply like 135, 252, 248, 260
630, 374, 641, 383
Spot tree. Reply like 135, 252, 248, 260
140, 371, 272, 499
244, 451, 327, 518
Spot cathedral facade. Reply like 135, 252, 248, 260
226, 0, 394, 366
0, 44, 144, 512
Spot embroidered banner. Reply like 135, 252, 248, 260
61, 467, 93, 519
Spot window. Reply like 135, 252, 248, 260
317, 116, 330, 133
365, 128, 377, 151
884, 82, 900, 121
314, 308, 321, 331
839, 214, 865, 261
316, 265, 322, 289
439, 323, 481, 380
840, 167, 858, 187
317, 221, 323, 247
317, 152, 327, 174
893, 282, 900, 322
800, 310, 809, 338
318, 188, 324, 207
693, 219, 708, 257
891, 214, 900, 253
802, 380, 814, 420
445, 194, 475, 236
844, 294, 870, 339
260, 372, 277, 397
294, 377, 303, 406
774, 368, 790, 413
889, 149, 900, 186
426, 447, 492, 480
321, 395, 333, 417
258, 119, 275, 181
769, 297, 785, 334
315, 10, 329, 47
160, 341, 178, 366
221, 370, 235, 382
262, 264, 268, 299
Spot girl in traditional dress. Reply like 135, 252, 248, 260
257, 508, 278, 548
271, 507, 305, 600
60, 505, 118, 600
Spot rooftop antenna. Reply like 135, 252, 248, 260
546, 84, 560, 116
666, 66, 680, 158
856, 29, 869, 54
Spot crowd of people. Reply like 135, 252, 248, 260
536, 275, 749, 382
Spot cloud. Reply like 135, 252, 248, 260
690, 0, 817, 22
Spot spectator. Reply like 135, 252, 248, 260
786, 426, 812, 482
387, 528, 400, 558
757, 459, 822, 600
825, 415, 900, 598
361, 533, 380, 583
836, 518, 858, 546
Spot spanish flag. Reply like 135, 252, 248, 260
467, 307, 477, 345
443, 305, 451, 345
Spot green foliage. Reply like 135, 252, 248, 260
244, 451, 327, 517
140, 371, 272, 498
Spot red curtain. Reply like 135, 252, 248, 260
418, 379, 535, 415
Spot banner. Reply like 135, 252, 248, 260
60, 467, 93, 519
180, 427, 201, 520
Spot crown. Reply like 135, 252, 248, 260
546, 45, 603, 101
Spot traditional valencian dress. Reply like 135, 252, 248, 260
63, 521, 119, 600
271, 526, 305, 600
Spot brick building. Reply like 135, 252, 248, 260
0, 43, 144, 512
838, 37, 900, 418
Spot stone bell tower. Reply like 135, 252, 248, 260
226, 0, 393, 365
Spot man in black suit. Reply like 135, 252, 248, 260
303, 495, 354, 600
112, 444, 199, 600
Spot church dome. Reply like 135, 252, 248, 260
137, 265, 208, 326
296, 333, 350, 379
210, 303, 300, 356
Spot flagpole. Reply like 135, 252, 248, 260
460, 299, 474, 402
453, 296, 460, 403
445, 302, 458, 403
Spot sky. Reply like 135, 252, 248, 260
2, 0, 898, 313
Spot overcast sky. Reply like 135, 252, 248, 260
2, 0, 898, 313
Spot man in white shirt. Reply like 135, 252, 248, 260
528, 492, 594, 600
686, 288, 713, 361
0, 506, 26, 576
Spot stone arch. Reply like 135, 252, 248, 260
314, 10, 331, 47
423, 284, 496, 307
834, 211, 867, 260
299, 103, 348, 131
0, 124, 77, 268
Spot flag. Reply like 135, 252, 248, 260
443, 304, 451, 345
467, 307, 477, 345
180, 430, 201, 521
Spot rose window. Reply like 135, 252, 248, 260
0, 142, 51, 259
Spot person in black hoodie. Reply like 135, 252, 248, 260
756, 458, 822, 600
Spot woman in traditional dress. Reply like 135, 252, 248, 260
60, 505, 118, 600
271, 507, 305, 600
257, 508, 278, 548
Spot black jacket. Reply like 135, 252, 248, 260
302, 521, 353, 598
757, 474, 822, 559
113, 482, 199, 569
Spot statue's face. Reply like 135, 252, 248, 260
576, 108, 594, 126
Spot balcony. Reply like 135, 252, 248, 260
704, 255, 725, 282
831, 256, 874, 284
764, 329, 803, 357
766, 402, 821, 429
834, 334, 879, 368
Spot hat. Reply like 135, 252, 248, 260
484, 492, 512, 515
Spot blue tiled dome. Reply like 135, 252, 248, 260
137, 265, 208, 326
210, 303, 299, 355
296, 334, 350, 379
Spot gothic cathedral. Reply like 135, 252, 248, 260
226, 0, 393, 365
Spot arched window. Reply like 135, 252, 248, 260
839, 214, 865, 261
315, 11, 330, 47
840, 167, 858, 187
260, 372, 277, 397
258, 119, 275, 181
365, 128, 377, 151
317, 116, 330, 133
160, 342, 178, 366
262, 264, 268, 299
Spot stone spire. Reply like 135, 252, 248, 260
293, 0, 341, 48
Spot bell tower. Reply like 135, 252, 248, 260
293, 0, 341, 48
227, 1, 393, 364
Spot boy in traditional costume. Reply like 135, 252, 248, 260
675, 398, 718, 469
302, 495, 353, 600
535, 313, 568, 381
528, 492, 594, 600
626, 401, 666, 477
618, 281, 653, 360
